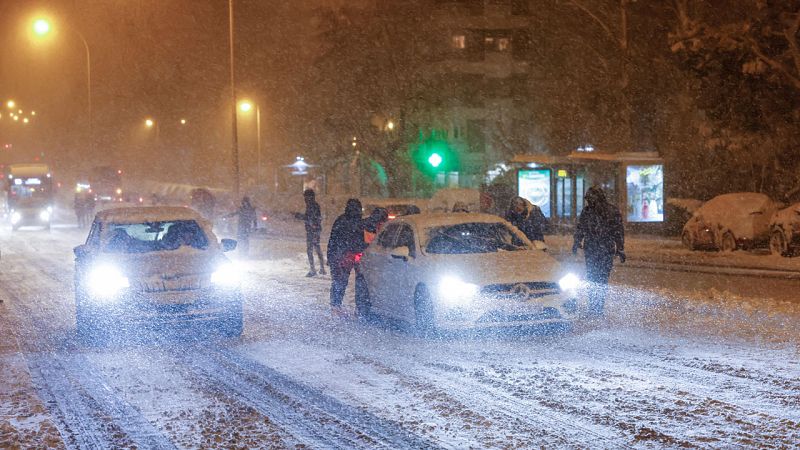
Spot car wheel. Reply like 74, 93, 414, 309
770, 230, 788, 257
414, 284, 437, 336
720, 232, 737, 252
221, 298, 244, 337
76, 305, 108, 346
681, 230, 695, 250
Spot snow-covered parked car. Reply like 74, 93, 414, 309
359, 213, 579, 332
362, 198, 424, 219
768, 202, 800, 256
681, 193, 781, 252
73, 206, 243, 344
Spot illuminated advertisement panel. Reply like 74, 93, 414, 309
518, 169, 551, 218
626, 164, 663, 222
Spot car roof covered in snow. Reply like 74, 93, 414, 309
395, 212, 506, 229
700, 192, 773, 214
95, 206, 203, 224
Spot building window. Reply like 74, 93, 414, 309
497, 38, 510, 51
452, 34, 466, 49
467, 120, 486, 153
484, 31, 512, 52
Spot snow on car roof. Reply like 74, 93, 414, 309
95, 206, 203, 224
701, 192, 772, 214
396, 212, 506, 229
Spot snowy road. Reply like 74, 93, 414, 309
1, 225, 799, 448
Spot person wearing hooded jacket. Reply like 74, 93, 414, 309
505, 196, 548, 243
572, 186, 625, 315
326, 198, 369, 316
296, 189, 325, 277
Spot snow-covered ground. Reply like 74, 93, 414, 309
1, 223, 799, 448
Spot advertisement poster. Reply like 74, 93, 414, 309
626, 165, 663, 222
518, 169, 551, 218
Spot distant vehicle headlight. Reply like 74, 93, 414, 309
211, 263, 241, 287
558, 273, 581, 292
88, 265, 129, 298
39, 209, 51, 222
437, 275, 478, 306
10, 212, 21, 224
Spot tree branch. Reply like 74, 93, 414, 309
564, 0, 619, 47
747, 36, 800, 91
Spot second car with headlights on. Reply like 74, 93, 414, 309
73, 206, 243, 344
359, 213, 580, 333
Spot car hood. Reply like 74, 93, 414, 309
421, 250, 566, 286
94, 247, 225, 279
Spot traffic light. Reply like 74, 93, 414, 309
427, 152, 443, 168
412, 130, 457, 175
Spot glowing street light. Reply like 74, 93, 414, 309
30, 17, 93, 151
237, 99, 263, 188
23, 118, 29, 124
180, 118, 187, 125
13, 116, 19, 121
6, 100, 15, 109
33, 19, 51, 36
145, 118, 154, 128
387, 120, 395, 130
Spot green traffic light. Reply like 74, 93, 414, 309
428, 152, 443, 168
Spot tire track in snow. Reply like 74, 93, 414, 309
432, 334, 800, 447
171, 346, 437, 449
345, 352, 635, 449
1, 249, 177, 449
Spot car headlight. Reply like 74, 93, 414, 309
437, 275, 478, 306
10, 212, 21, 224
558, 273, 581, 292
88, 265, 129, 298
211, 263, 241, 287
39, 209, 51, 222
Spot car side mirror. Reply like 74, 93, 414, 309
73, 244, 91, 259
533, 240, 548, 251
221, 239, 237, 252
390, 246, 411, 261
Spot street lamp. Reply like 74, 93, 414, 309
228, 0, 240, 200
238, 99, 262, 190
31, 17, 93, 151
145, 118, 154, 128
6, 100, 15, 109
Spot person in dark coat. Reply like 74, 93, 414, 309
326, 198, 369, 316
572, 186, 625, 316
297, 189, 325, 277
505, 196, 548, 243
228, 197, 257, 256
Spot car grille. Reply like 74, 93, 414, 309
478, 307, 562, 323
480, 282, 561, 301
133, 275, 205, 293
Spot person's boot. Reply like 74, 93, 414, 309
306, 270, 317, 277
319, 265, 326, 275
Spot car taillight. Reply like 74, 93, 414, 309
354, 252, 363, 263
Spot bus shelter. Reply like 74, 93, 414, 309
510, 151, 665, 232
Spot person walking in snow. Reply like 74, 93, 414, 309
296, 189, 326, 277
326, 198, 369, 317
572, 186, 625, 316
227, 197, 257, 257
505, 196, 548, 243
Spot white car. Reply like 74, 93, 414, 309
359, 213, 579, 332
681, 193, 781, 251
73, 206, 243, 344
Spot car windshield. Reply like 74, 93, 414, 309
425, 222, 529, 254
102, 220, 209, 253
